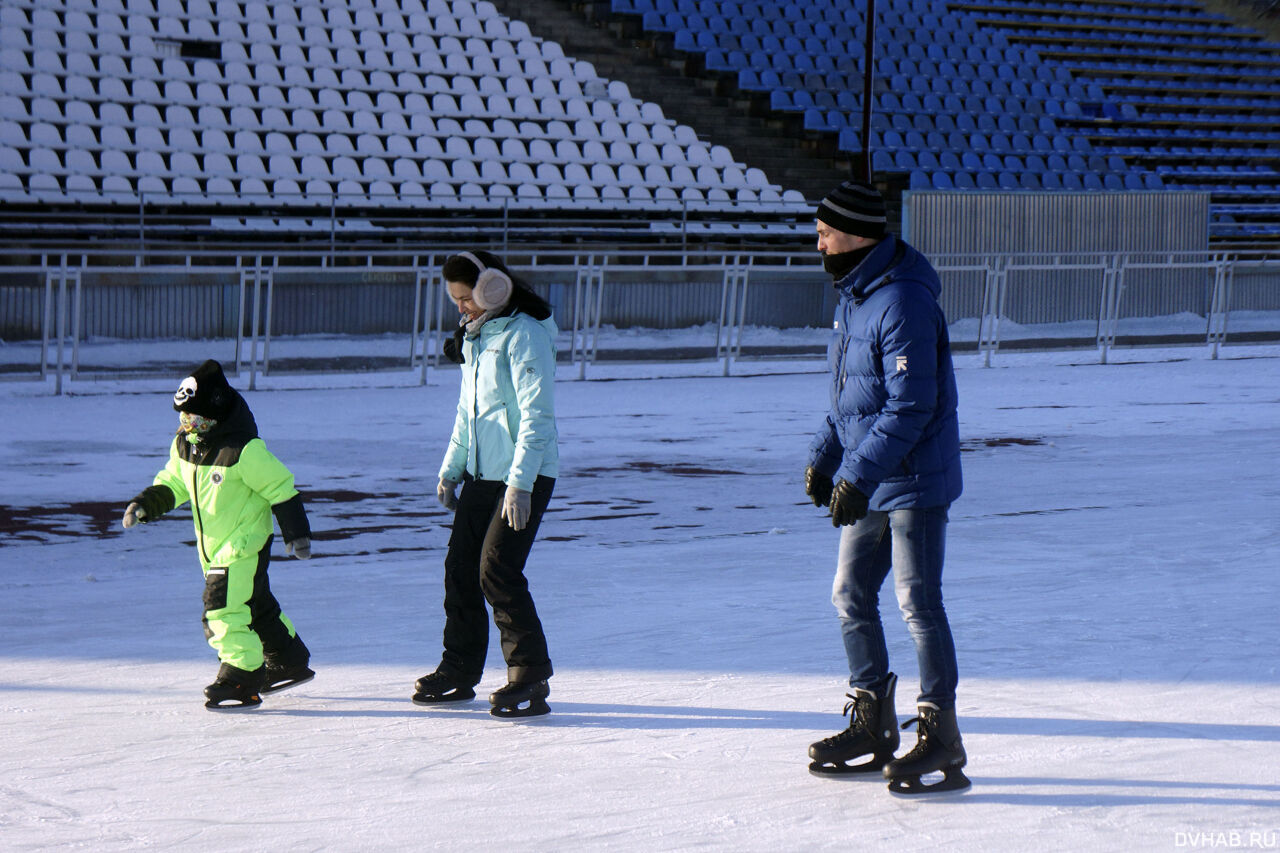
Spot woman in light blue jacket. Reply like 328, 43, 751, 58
413, 250, 560, 718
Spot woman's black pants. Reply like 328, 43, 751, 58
438, 475, 555, 685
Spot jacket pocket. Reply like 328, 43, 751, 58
203, 567, 229, 612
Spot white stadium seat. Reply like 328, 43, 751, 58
0, 0, 795, 218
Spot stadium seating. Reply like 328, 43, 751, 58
1, 0, 1277, 241
612, 0, 1280, 240
0, 0, 806, 221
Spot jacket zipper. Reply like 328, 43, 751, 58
190, 445, 211, 565
835, 301, 850, 394
471, 336, 482, 478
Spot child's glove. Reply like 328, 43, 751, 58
501, 486, 532, 531
122, 502, 145, 529
285, 537, 312, 559
123, 485, 175, 528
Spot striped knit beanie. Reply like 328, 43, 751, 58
815, 181, 887, 239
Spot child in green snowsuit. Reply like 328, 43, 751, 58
122, 359, 313, 710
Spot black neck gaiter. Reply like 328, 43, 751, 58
822, 244, 876, 280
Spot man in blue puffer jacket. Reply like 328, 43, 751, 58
804, 182, 970, 794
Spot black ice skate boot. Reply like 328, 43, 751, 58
262, 662, 315, 695
204, 663, 265, 711
262, 635, 314, 695
411, 670, 477, 705
488, 680, 550, 718
883, 703, 971, 795
808, 672, 899, 775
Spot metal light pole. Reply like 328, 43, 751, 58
858, 0, 877, 181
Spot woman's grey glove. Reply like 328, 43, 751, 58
437, 477, 459, 511
501, 485, 532, 531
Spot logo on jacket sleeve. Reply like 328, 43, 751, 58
895, 356, 908, 373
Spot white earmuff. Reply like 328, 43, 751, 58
457, 251, 513, 311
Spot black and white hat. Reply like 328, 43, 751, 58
815, 181, 888, 239
172, 359, 236, 419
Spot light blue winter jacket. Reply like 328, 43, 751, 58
440, 311, 559, 491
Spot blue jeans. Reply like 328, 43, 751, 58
831, 506, 958, 708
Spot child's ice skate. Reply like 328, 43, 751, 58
261, 663, 314, 695
204, 664, 264, 711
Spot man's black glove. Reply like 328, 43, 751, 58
829, 479, 870, 527
804, 466, 833, 508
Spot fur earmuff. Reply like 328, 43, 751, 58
457, 251, 513, 310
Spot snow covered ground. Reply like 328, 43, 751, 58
5, 308, 1280, 383
2, 341, 1279, 851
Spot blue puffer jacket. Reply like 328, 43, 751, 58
808, 234, 962, 510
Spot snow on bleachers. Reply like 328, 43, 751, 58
0, 0, 804, 215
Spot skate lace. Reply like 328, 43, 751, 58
818, 693, 875, 747
897, 714, 933, 761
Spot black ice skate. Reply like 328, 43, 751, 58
883, 703, 971, 795
808, 673, 899, 776
204, 664, 264, 711
488, 680, 550, 718
411, 671, 477, 705
262, 635, 313, 695
261, 663, 315, 695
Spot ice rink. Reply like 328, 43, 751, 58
2, 343, 1278, 851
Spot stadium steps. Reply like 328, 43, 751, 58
485, 0, 847, 201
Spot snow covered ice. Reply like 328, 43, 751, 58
2, 343, 1279, 851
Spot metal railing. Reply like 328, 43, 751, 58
0, 189, 812, 256
4, 247, 1278, 394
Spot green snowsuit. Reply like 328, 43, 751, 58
133, 397, 309, 673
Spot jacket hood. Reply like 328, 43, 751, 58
833, 234, 941, 302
